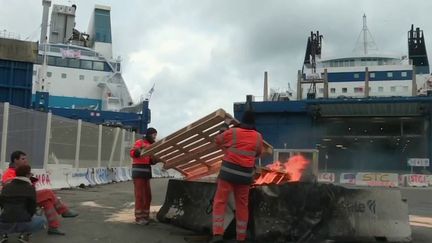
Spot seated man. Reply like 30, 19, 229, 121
0, 164, 46, 243
2, 151, 78, 235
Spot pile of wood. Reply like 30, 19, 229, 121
141, 109, 272, 180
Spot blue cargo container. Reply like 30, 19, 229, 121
0, 59, 33, 108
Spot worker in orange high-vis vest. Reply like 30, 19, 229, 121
210, 111, 263, 243
2, 151, 78, 236
130, 127, 157, 225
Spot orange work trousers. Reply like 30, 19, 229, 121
37, 189, 68, 228
133, 178, 152, 221
212, 179, 250, 241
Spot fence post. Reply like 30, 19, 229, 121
1, 103, 9, 171
108, 127, 120, 168
43, 112, 52, 170
74, 119, 82, 168
97, 125, 102, 168
119, 129, 126, 167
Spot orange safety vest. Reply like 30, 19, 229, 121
215, 127, 263, 184
130, 139, 153, 179
216, 127, 263, 167
130, 139, 152, 165
2, 168, 16, 184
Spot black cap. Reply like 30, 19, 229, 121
241, 111, 255, 126
146, 127, 157, 136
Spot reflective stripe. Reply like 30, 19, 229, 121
214, 215, 224, 219
220, 165, 254, 178
132, 168, 151, 172
213, 222, 224, 227
236, 228, 247, 234
228, 147, 256, 156
237, 221, 247, 227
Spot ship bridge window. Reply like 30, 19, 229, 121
378, 86, 384, 92
36, 55, 43, 64
93, 62, 105, 71
61, 73, 67, 79
69, 59, 80, 68
342, 88, 348, 93
370, 72, 375, 78
390, 86, 396, 92
79, 75, 85, 80
401, 71, 407, 77
354, 73, 360, 79
47, 72, 52, 77
387, 72, 393, 78
81, 60, 92, 70
47, 56, 56, 66
330, 88, 336, 93
56, 58, 68, 67
354, 87, 363, 93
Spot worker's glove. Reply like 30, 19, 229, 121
133, 149, 141, 158
150, 155, 158, 165
218, 123, 229, 134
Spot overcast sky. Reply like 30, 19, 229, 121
2, 0, 432, 137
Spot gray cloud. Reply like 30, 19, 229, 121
2, 0, 432, 137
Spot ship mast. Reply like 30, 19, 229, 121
362, 14, 368, 55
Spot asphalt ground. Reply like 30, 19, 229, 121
21, 179, 432, 243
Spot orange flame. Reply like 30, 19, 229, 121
283, 154, 310, 182
254, 154, 310, 186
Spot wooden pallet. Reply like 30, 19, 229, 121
141, 109, 273, 180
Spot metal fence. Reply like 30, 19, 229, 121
0, 103, 134, 170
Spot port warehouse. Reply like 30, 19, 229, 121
234, 97, 432, 175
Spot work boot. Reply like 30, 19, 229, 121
18, 233, 30, 243
135, 219, 149, 225
47, 228, 66, 235
62, 209, 79, 218
208, 235, 224, 243
0, 234, 8, 243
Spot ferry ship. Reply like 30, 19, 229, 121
286, 15, 431, 101
0, 0, 148, 132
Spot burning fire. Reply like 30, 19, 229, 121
254, 154, 310, 186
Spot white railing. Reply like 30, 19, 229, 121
0, 102, 133, 170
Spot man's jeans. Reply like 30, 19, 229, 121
0, 216, 46, 234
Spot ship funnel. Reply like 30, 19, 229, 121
40, 0, 52, 44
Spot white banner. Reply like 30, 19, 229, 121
401, 174, 428, 187
407, 158, 430, 167
356, 172, 399, 187
60, 48, 81, 59
318, 172, 335, 183
340, 173, 356, 185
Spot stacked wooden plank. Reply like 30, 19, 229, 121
141, 109, 272, 180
